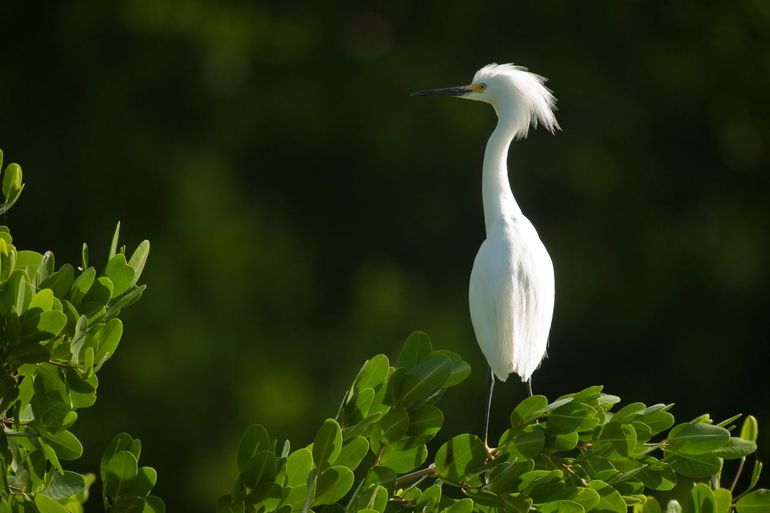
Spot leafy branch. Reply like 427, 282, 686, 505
0, 151, 163, 513
220, 331, 769, 513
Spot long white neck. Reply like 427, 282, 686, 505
482, 113, 521, 234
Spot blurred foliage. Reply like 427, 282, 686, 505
221, 332, 770, 513
0, 1, 768, 512
0, 158, 161, 512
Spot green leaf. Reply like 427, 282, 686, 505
144, 496, 165, 513
640, 409, 675, 435
237, 424, 270, 472
415, 484, 441, 513
741, 415, 759, 443
101, 433, 140, 478
241, 451, 277, 486
45, 471, 86, 499
28, 288, 54, 311
109, 222, 122, 260
355, 387, 376, 416
42, 429, 84, 460
285, 448, 313, 487
714, 488, 732, 513
407, 404, 443, 441
736, 489, 770, 513
128, 240, 150, 286
104, 284, 146, 321
668, 423, 730, 455
313, 419, 343, 470
123, 466, 158, 497
398, 331, 432, 368
641, 497, 663, 513
510, 395, 548, 428
712, 437, 757, 459
609, 402, 647, 424
563, 487, 601, 511
442, 498, 473, 513
34, 310, 68, 338
106, 253, 136, 297
637, 458, 677, 491
313, 466, 354, 506
633, 420, 654, 443
548, 402, 599, 434
587, 480, 626, 513
83, 275, 113, 306
538, 500, 585, 513
34, 494, 69, 513
70, 267, 96, 306
378, 440, 427, 473
434, 434, 487, 483
39, 264, 75, 299
433, 350, 472, 387
396, 354, 451, 406
517, 469, 563, 497
110, 497, 146, 513
334, 436, 368, 470
544, 430, 579, 452
667, 500, 683, 513
487, 460, 533, 494
377, 407, 409, 445
750, 460, 763, 491
1, 162, 24, 212
106, 451, 139, 482
355, 355, 390, 391
93, 318, 124, 370
513, 425, 546, 458
692, 483, 717, 513
596, 422, 636, 457
666, 452, 721, 478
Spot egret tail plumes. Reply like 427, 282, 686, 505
472, 63, 559, 140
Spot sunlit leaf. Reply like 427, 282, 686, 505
398, 331, 432, 368
434, 434, 487, 483
712, 437, 757, 459
313, 466, 354, 506
736, 489, 770, 513
668, 423, 730, 455
587, 479, 626, 513
741, 416, 759, 443
334, 436, 369, 470
313, 419, 343, 470
378, 440, 427, 473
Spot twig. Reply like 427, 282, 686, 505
730, 457, 747, 493
394, 464, 437, 488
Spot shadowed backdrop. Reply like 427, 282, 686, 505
1, 1, 769, 511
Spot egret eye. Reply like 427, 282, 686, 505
472, 83, 488, 93
478, 83, 487, 90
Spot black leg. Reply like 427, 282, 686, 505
526, 377, 533, 397
483, 367, 495, 447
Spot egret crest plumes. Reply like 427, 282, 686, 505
469, 63, 559, 139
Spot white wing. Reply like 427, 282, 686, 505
469, 215, 555, 382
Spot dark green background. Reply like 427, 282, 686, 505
2, 1, 769, 511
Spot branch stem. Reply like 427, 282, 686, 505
394, 464, 436, 488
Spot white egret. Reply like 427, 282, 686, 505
412, 63, 558, 445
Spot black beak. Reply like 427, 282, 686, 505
410, 86, 470, 97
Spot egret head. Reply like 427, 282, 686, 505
412, 63, 559, 139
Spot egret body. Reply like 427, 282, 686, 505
413, 63, 558, 443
